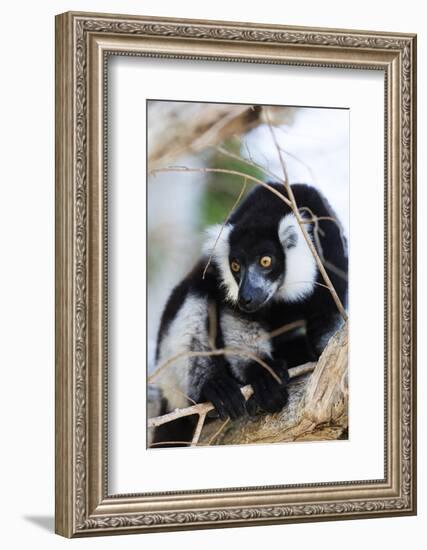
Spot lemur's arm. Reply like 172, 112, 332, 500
195, 299, 251, 420
155, 279, 250, 420
190, 298, 290, 419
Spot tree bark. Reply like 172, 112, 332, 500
199, 324, 348, 445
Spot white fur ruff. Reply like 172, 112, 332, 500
277, 213, 317, 303
203, 224, 239, 304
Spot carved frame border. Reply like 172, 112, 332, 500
55, 11, 417, 537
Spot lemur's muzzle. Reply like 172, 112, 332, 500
237, 268, 270, 313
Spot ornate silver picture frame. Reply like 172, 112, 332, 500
55, 11, 417, 537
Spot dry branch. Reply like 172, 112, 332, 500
215, 144, 283, 185
148, 362, 316, 430
199, 324, 348, 445
148, 103, 293, 169
150, 166, 293, 208
148, 324, 348, 447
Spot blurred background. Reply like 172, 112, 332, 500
147, 101, 349, 376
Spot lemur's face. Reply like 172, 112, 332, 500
228, 227, 285, 313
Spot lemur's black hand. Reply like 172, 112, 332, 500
201, 371, 248, 421
246, 359, 289, 414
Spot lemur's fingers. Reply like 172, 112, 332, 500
245, 396, 258, 417
266, 382, 288, 413
246, 359, 289, 414
202, 383, 228, 420
252, 375, 288, 413
253, 376, 278, 413
215, 376, 246, 420
202, 375, 247, 420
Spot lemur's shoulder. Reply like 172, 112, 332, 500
155, 259, 222, 358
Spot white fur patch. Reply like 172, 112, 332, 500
155, 295, 208, 410
276, 213, 317, 303
220, 310, 272, 382
203, 224, 238, 304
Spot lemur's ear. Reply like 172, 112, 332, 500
202, 224, 233, 258
278, 214, 299, 250
276, 213, 317, 303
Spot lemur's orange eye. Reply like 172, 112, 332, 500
259, 256, 272, 268
231, 260, 240, 273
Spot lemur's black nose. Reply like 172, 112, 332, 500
238, 293, 263, 312
238, 280, 267, 312
239, 295, 252, 307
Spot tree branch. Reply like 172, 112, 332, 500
200, 324, 348, 446
148, 362, 316, 431
150, 166, 293, 208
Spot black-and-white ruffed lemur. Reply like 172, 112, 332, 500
152, 183, 348, 446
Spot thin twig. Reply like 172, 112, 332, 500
242, 139, 273, 173
215, 144, 283, 187
150, 166, 293, 208
171, 387, 198, 406
321, 260, 348, 282
254, 319, 305, 342
264, 115, 289, 186
206, 418, 231, 446
192, 412, 208, 445
298, 206, 347, 248
298, 206, 348, 282
279, 147, 317, 183
150, 346, 281, 385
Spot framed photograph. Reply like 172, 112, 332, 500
55, 11, 417, 537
